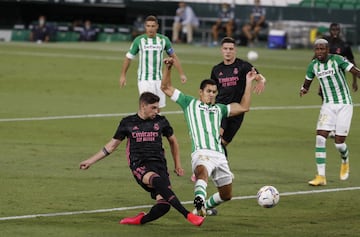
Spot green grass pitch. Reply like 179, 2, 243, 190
0, 41, 359, 237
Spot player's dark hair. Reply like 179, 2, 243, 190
199, 79, 217, 90
221, 37, 236, 45
145, 15, 158, 24
139, 92, 160, 105
329, 22, 340, 30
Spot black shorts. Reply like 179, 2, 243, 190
221, 114, 245, 144
131, 161, 171, 200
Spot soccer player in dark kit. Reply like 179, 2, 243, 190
79, 92, 204, 227
322, 22, 358, 93
210, 37, 266, 155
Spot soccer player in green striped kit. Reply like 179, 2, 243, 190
119, 15, 187, 110
161, 57, 258, 216
300, 38, 360, 186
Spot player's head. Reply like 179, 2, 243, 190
221, 37, 236, 63
329, 23, 340, 39
139, 92, 160, 119
144, 15, 159, 37
199, 79, 218, 105
179, 1, 186, 8
314, 38, 329, 62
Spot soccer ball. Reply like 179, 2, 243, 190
257, 185, 280, 208
247, 50, 259, 61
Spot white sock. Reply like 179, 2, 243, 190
315, 135, 326, 176
335, 143, 349, 163
194, 179, 207, 201
205, 192, 224, 209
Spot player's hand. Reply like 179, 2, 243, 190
246, 67, 257, 82
180, 74, 187, 84
174, 167, 184, 176
164, 57, 174, 68
300, 86, 308, 97
253, 75, 266, 95
119, 76, 126, 88
352, 77, 358, 92
79, 161, 91, 170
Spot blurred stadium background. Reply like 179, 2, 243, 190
0, 0, 359, 49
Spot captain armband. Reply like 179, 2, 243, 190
102, 147, 111, 157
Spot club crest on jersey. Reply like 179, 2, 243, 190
233, 68, 239, 75
153, 123, 159, 131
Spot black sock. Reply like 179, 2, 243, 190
141, 200, 170, 224
151, 175, 189, 218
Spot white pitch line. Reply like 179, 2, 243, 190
0, 104, 351, 123
1, 187, 360, 221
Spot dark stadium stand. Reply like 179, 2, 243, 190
1, 0, 359, 46
298, 0, 360, 9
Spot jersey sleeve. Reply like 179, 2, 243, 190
126, 38, 140, 59
210, 66, 217, 81
218, 103, 230, 118
171, 89, 195, 110
113, 120, 128, 141
164, 36, 175, 56
161, 116, 174, 138
335, 54, 354, 72
305, 61, 316, 80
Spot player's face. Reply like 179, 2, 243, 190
145, 20, 158, 38
199, 84, 218, 105
314, 43, 329, 62
221, 42, 236, 64
330, 26, 340, 38
143, 102, 159, 119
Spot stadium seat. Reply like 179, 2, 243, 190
55, 23, 80, 42
328, 0, 342, 9
315, 0, 328, 8
97, 25, 131, 42
56, 31, 80, 42
299, 0, 314, 7
11, 24, 30, 41
341, 2, 354, 9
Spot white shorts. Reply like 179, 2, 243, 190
191, 149, 233, 187
138, 80, 166, 108
317, 103, 353, 136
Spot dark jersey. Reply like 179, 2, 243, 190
210, 58, 258, 104
323, 36, 355, 62
113, 114, 174, 168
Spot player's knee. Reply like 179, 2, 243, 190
157, 200, 171, 214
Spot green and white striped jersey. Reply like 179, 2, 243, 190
306, 54, 353, 104
171, 89, 230, 154
126, 33, 174, 81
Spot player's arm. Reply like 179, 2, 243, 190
229, 68, 257, 116
161, 57, 176, 97
349, 66, 360, 92
170, 53, 187, 84
300, 78, 313, 97
166, 134, 184, 176
119, 57, 132, 88
79, 138, 122, 170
